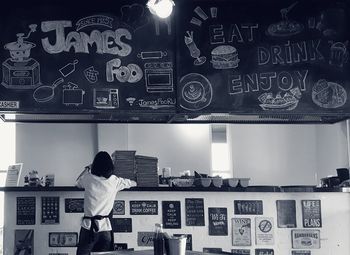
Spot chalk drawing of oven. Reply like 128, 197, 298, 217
144, 62, 173, 93
62, 82, 85, 106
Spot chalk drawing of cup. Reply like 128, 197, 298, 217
329, 41, 348, 68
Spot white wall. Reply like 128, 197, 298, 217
228, 122, 349, 186
15, 123, 97, 186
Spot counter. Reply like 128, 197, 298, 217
2, 187, 350, 255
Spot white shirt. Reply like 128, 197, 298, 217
76, 170, 136, 232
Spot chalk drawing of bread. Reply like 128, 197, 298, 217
312, 79, 347, 108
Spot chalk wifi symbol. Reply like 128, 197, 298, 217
126, 97, 136, 106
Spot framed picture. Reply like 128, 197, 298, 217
49, 232, 78, 247
6, 163, 23, 186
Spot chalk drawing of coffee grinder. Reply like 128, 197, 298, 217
2, 24, 41, 89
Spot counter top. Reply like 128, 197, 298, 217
0, 186, 349, 192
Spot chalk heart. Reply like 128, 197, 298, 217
239, 228, 244, 235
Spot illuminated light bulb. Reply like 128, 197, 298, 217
147, 0, 175, 19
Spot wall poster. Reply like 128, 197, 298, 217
65, 198, 84, 213
113, 200, 125, 215
276, 200, 296, 228
137, 232, 154, 247
41, 196, 59, 224
255, 217, 274, 245
130, 200, 158, 215
234, 200, 263, 215
14, 229, 34, 255
291, 251, 311, 255
49, 232, 78, 247
17, 196, 36, 225
255, 249, 274, 255
208, 207, 228, 236
301, 200, 322, 228
292, 229, 320, 249
185, 198, 205, 226
232, 249, 251, 255
111, 218, 132, 232
162, 201, 181, 229
232, 218, 251, 246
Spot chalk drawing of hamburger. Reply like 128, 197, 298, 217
210, 45, 240, 69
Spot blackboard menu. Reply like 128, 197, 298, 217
185, 198, 205, 226
0, 0, 175, 116
162, 201, 181, 229
301, 200, 322, 228
208, 207, 228, 236
130, 200, 158, 215
176, 0, 350, 117
65, 198, 84, 213
17, 197, 36, 225
111, 218, 132, 232
276, 200, 296, 228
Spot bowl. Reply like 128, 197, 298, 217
223, 178, 239, 187
239, 178, 250, 188
211, 177, 223, 188
194, 178, 212, 187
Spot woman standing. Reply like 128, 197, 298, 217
76, 151, 137, 255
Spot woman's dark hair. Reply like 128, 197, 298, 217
91, 151, 115, 178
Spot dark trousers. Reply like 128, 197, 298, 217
76, 227, 113, 255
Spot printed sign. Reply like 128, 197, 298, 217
15, 229, 34, 255
17, 197, 36, 225
232, 249, 251, 255
162, 201, 181, 229
114, 243, 128, 250
292, 229, 320, 249
0, 101, 19, 109
185, 198, 205, 226
49, 232, 78, 247
232, 218, 251, 246
65, 198, 84, 213
111, 218, 132, 232
291, 251, 311, 255
276, 200, 296, 228
41, 196, 59, 224
302, 200, 322, 228
234, 200, 263, 215
255, 217, 274, 245
6, 163, 22, 186
208, 207, 228, 236
255, 249, 274, 255
137, 232, 154, 246
130, 200, 158, 215
113, 200, 125, 215
174, 234, 193, 250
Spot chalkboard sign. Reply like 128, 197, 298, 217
301, 200, 322, 228
0, 0, 176, 117
130, 200, 158, 215
185, 198, 205, 226
208, 207, 228, 236
255, 249, 274, 255
111, 218, 132, 232
162, 201, 181, 229
65, 198, 84, 213
17, 197, 36, 225
176, 0, 350, 117
276, 200, 296, 228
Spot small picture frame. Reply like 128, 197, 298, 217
49, 232, 78, 247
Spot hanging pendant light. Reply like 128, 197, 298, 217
147, 0, 175, 19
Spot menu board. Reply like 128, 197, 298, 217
185, 198, 205, 226
176, 0, 350, 117
130, 200, 158, 215
276, 200, 296, 228
17, 197, 36, 225
162, 201, 181, 229
208, 207, 228, 236
0, 0, 175, 117
301, 200, 322, 228
41, 196, 59, 224
65, 198, 84, 213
